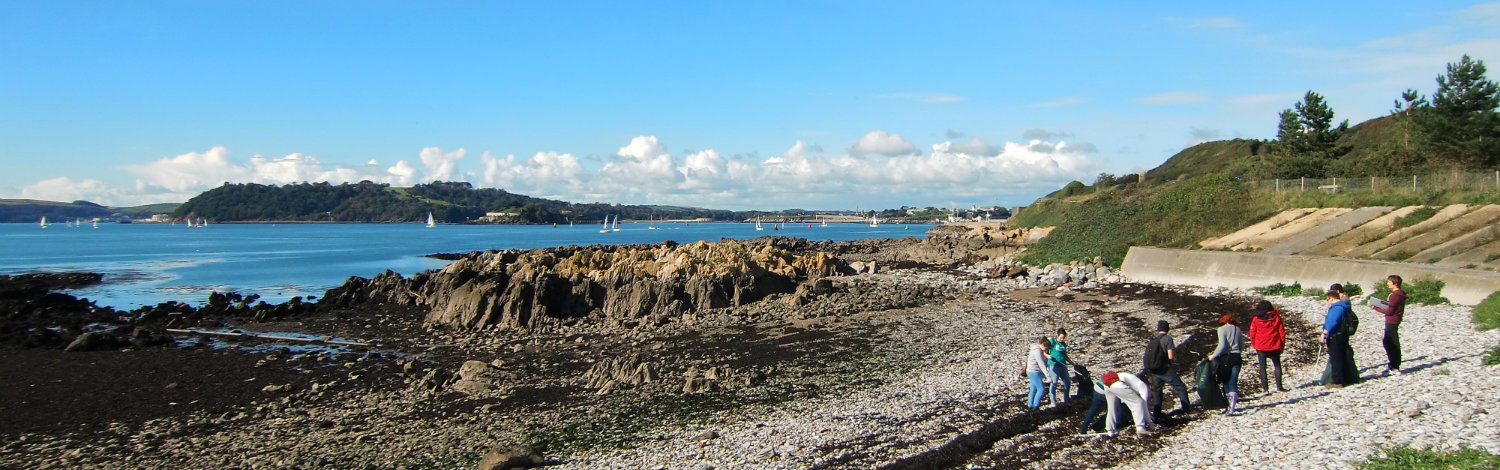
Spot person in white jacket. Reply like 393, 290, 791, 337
1024, 337, 1053, 409
1100, 370, 1154, 437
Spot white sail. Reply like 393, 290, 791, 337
820, 216, 828, 227
600, 216, 609, 234
92, 219, 99, 229
755, 217, 763, 231
611, 215, 620, 232
869, 214, 879, 228
426, 212, 436, 228
40, 216, 48, 229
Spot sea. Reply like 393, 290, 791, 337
0, 221, 931, 309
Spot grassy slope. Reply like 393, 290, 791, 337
1010, 114, 1500, 267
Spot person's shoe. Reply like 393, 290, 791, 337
1380, 369, 1390, 377
1325, 383, 1344, 389
1135, 427, 1153, 437
1390, 368, 1403, 375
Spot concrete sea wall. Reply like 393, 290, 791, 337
1121, 246, 1500, 305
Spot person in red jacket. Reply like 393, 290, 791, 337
1372, 275, 1407, 375
1247, 299, 1287, 393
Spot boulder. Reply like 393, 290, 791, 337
451, 360, 511, 396
64, 331, 128, 352
683, 366, 762, 393
581, 354, 657, 390
477, 446, 545, 470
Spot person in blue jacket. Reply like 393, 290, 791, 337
1321, 289, 1356, 387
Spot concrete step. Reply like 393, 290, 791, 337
1345, 204, 1471, 259
1301, 206, 1421, 257
1200, 208, 1316, 250
1377, 205, 1500, 262
1233, 208, 1351, 251
1261, 206, 1393, 256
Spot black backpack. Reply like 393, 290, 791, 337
1143, 334, 1170, 372
1340, 307, 1359, 336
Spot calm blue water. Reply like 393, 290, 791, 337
0, 222, 930, 309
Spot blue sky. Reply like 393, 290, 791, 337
2, 1, 1498, 210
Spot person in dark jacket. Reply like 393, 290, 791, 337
1247, 300, 1287, 393
1144, 320, 1191, 418
1371, 275, 1406, 375
1322, 289, 1356, 387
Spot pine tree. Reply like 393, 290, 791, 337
1422, 54, 1500, 168
1269, 91, 1349, 177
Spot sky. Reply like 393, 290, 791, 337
2, 2, 1498, 211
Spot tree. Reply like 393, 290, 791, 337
1268, 91, 1350, 178
1421, 54, 1500, 168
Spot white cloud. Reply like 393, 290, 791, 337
1137, 91, 1209, 105
20, 177, 118, 204
851, 130, 916, 156
386, 160, 418, 186
616, 135, 668, 161
124, 146, 249, 193
481, 151, 585, 197
419, 147, 466, 181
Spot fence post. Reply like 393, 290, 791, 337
1413, 175, 1418, 192
1371, 176, 1375, 193
1332, 177, 1337, 191
1275, 179, 1280, 192
1495, 170, 1498, 189
1301, 177, 1305, 191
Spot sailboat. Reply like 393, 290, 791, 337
599, 216, 610, 234
754, 217, 764, 231
869, 214, 880, 228
611, 215, 620, 232
425, 212, 436, 228
820, 216, 828, 227
647, 215, 657, 230
39, 216, 48, 229
202, 218, 209, 227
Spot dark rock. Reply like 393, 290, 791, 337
64, 331, 128, 352
477, 445, 544, 470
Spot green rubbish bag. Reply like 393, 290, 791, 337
1194, 360, 1228, 409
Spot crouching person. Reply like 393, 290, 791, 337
1101, 371, 1153, 437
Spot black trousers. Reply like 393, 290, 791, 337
1383, 323, 1401, 370
1256, 350, 1283, 391
1328, 334, 1355, 385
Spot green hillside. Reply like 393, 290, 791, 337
1012, 56, 1500, 267
174, 181, 739, 223
0, 199, 115, 223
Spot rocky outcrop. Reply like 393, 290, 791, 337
451, 360, 513, 396
321, 239, 850, 331
581, 354, 658, 393
682, 365, 763, 393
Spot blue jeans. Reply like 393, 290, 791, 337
1079, 392, 1119, 433
1049, 362, 1070, 403
1027, 371, 1046, 409
1217, 353, 1243, 395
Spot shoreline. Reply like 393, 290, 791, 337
0, 233, 1493, 469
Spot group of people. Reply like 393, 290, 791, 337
1025, 274, 1409, 438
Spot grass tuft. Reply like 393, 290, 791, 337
1358, 445, 1500, 470
1393, 206, 1440, 228
1476, 290, 1500, 331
